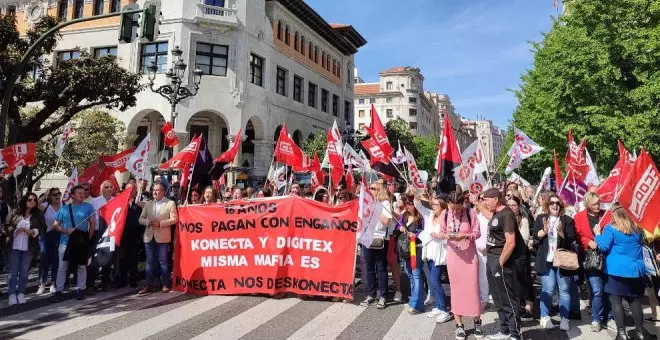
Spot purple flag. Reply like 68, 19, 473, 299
559, 176, 588, 206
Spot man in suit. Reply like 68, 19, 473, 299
138, 182, 177, 295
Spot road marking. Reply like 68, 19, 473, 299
288, 302, 365, 340
383, 307, 437, 340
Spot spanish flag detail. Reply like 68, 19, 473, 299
410, 235, 417, 270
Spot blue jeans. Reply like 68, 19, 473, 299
540, 264, 572, 318
427, 260, 447, 312
39, 230, 59, 284
403, 248, 424, 311
145, 240, 170, 287
8, 250, 32, 296
362, 245, 388, 298
587, 272, 613, 323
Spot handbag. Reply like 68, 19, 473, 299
369, 229, 386, 249
553, 249, 579, 271
583, 249, 603, 271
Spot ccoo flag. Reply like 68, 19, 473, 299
93, 187, 132, 267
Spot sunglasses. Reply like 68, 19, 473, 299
52, 193, 61, 197
549, 201, 561, 206
27, 198, 37, 202
369, 187, 377, 190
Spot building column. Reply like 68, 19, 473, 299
252, 140, 274, 177
173, 131, 189, 154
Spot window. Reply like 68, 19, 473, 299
344, 101, 351, 122
409, 109, 417, 116
300, 36, 305, 55
285, 25, 290, 45
57, 0, 68, 21
73, 0, 84, 19
7, 5, 16, 16
93, 0, 104, 15
294, 32, 299, 51
249, 53, 263, 86
321, 52, 325, 68
321, 89, 328, 112
314, 47, 319, 63
308, 82, 317, 108
277, 20, 283, 40
359, 123, 366, 130
386, 81, 393, 90
94, 46, 117, 58
196, 42, 228, 76
276, 67, 287, 96
332, 94, 339, 116
409, 97, 417, 103
369, 98, 376, 104
57, 50, 80, 61
358, 98, 365, 104
308, 42, 313, 60
386, 109, 393, 118
386, 97, 392, 103
409, 122, 418, 129
110, 0, 120, 13
358, 110, 365, 118
337, 62, 341, 78
293, 75, 303, 102
140, 42, 168, 74
332, 60, 337, 75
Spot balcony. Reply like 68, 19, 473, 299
194, 0, 238, 30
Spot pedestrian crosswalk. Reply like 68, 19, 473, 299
1, 269, 658, 340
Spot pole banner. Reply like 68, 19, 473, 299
173, 197, 359, 299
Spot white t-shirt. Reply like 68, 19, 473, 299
13, 217, 31, 251
374, 200, 393, 237
546, 215, 560, 262
41, 202, 60, 232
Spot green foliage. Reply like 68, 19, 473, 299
497, 125, 515, 174
302, 131, 327, 157
385, 117, 417, 157
512, 0, 660, 179
413, 134, 439, 173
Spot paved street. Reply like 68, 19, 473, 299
0, 270, 657, 340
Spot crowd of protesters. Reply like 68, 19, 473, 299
0, 173, 658, 340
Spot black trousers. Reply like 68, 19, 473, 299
514, 251, 534, 307
115, 245, 138, 286
487, 255, 521, 338
610, 294, 644, 333
87, 231, 111, 288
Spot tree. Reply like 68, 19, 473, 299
385, 118, 417, 157
24, 109, 128, 192
413, 134, 439, 173
511, 0, 660, 180
302, 131, 327, 157
0, 14, 142, 144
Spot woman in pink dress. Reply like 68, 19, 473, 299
438, 192, 483, 340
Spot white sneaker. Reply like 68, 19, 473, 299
424, 295, 435, 306
393, 291, 402, 302
8, 294, 17, 306
591, 321, 601, 332
436, 311, 453, 323
606, 319, 617, 332
36, 284, 46, 295
16, 293, 25, 304
560, 317, 570, 331
540, 316, 554, 329
50, 285, 57, 294
427, 307, 442, 318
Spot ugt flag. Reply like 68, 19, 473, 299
93, 187, 132, 267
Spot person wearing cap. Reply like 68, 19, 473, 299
481, 188, 525, 340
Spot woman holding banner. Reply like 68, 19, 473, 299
437, 192, 483, 340
413, 193, 452, 324
398, 195, 425, 314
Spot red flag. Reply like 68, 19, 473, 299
78, 161, 120, 197
598, 140, 633, 203
616, 150, 660, 234
345, 164, 354, 194
161, 122, 179, 147
365, 105, 394, 159
553, 149, 563, 190
310, 152, 324, 191
100, 148, 135, 172
274, 124, 304, 168
293, 153, 313, 172
565, 131, 589, 182
93, 187, 132, 266
160, 135, 203, 170
214, 129, 242, 164
435, 115, 461, 193
361, 138, 390, 166
1, 143, 37, 168
327, 124, 345, 185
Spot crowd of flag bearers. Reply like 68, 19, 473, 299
0, 104, 659, 340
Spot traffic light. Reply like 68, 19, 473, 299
141, 4, 160, 42
118, 12, 133, 43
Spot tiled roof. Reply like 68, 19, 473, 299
354, 83, 380, 95
329, 23, 351, 28
381, 66, 407, 73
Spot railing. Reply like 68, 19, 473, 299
196, 0, 237, 19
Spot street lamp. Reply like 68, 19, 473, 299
147, 45, 203, 128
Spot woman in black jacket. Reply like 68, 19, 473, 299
532, 193, 576, 332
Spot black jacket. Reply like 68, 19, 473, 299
532, 213, 577, 276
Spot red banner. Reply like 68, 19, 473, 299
173, 197, 358, 298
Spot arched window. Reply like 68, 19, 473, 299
300, 36, 305, 55
308, 42, 313, 60
321, 52, 325, 68
294, 32, 299, 51
332, 59, 337, 75
277, 20, 282, 40
314, 47, 319, 63
285, 25, 290, 45
337, 62, 341, 78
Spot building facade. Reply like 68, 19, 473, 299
424, 92, 475, 152
464, 119, 505, 172
353, 66, 438, 136
3, 0, 365, 181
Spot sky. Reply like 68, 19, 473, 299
305, 0, 559, 128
